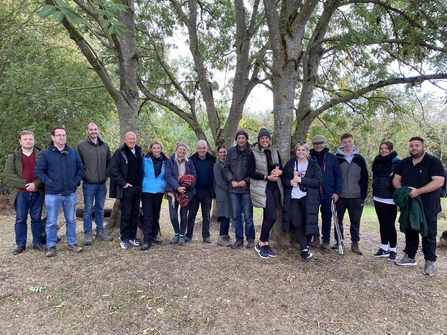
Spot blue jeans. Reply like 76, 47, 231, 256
231, 193, 255, 241
45, 193, 77, 247
168, 195, 189, 235
14, 192, 43, 246
82, 182, 107, 232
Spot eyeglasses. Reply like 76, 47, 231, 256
53, 134, 66, 137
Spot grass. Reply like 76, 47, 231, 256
1, 197, 447, 335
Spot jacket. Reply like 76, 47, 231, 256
4, 146, 44, 204
309, 148, 342, 195
336, 148, 368, 199
34, 142, 84, 195
213, 160, 233, 220
282, 156, 322, 235
248, 143, 283, 208
142, 152, 169, 194
76, 136, 111, 184
189, 152, 216, 198
372, 151, 400, 199
108, 144, 143, 199
224, 142, 251, 194
393, 186, 428, 237
164, 154, 197, 194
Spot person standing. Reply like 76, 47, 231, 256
76, 122, 113, 245
309, 135, 342, 250
141, 140, 169, 250
282, 142, 322, 261
248, 128, 283, 259
35, 126, 85, 257
108, 131, 144, 249
393, 136, 444, 276
187, 140, 216, 243
214, 145, 233, 246
224, 128, 255, 249
335, 133, 368, 255
5, 131, 45, 255
165, 142, 197, 246
371, 141, 400, 261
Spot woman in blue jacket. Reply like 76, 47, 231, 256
141, 140, 169, 250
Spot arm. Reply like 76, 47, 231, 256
34, 153, 55, 188
4, 154, 28, 189
281, 160, 294, 190
247, 152, 264, 180
73, 150, 84, 185
108, 152, 127, 187
359, 157, 368, 199
300, 161, 323, 188
214, 163, 230, 192
408, 176, 444, 198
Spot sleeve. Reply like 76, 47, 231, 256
4, 154, 27, 188
224, 149, 235, 182
34, 152, 55, 188
334, 157, 342, 196
301, 160, 323, 188
73, 149, 84, 185
359, 157, 369, 199
108, 152, 127, 187
214, 163, 230, 193
281, 160, 293, 190
164, 159, 180, 190
247, 152, 264, 180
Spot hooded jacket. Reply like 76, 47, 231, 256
336, 147, 368, 199
142, 152, 169, 194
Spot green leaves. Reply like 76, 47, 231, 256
40, 2, 87, 25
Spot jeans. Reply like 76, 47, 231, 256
404, 214, 437, 262
187, 189, 212, 239
120, 185, 142, 241
141, 192, 164, 242
14, 192, 43, 246
231, 193, 255, 241
82, 182, 107, 233
168, 195, 189, 235
45, 193, 77, 247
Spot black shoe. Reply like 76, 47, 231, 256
231, 240, 244, 249
300, 249, 313, 262
141, 242, 152, 250
185, 236, 191, 243
12, 246, 25, 255
246, 238, 255, 249
33, 244, 46, 252
152, 237, 163, 244
203, 237, 212, 244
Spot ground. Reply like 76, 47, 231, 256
1, 195, 447, 335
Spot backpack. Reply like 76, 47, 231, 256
440, 168, 447, 198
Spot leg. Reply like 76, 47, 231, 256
120, 188, 133, 241
347, 197, 364, 242
320, 194, 332, 244
231, 193, 243, 242
82, 182, 95, 233
186, 195, 199, 239
241, 193, 255, 240
129, 185, 142, 239
259, 188, 279, 242
403, 227, 420, 259
63, 192, 78, 245
374, 200, 389, 246
422, 215, 437, 262
335, 197, 347, 242
219, 217, 230, 236
383, 203, 398, 249
291, 198, 308, 250
199, 190, 212, 239
151, 193, 164, 238
179, 204, 189, 235
94, 182, 107, 231
141, 193, 154, 243
14, 192, 30, 247
29, 192, 43, 245
168, 195, 180, 233
44, 194, 63, 247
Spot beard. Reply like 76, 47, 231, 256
410, 150, 424, 159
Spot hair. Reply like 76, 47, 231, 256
51, 126, 66, 136
18, 130, 34, 139
294, 141, 309, 151
409, 136, 424, 143
86, 122, 97, 129
340, 133, 353, 141
217, 144, 227, 151
196, 140, 208, 149
148, 140, 163, 152
378, 141, 394, 154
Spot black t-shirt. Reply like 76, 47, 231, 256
394, 153, 444, 215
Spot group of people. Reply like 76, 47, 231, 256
5, 124, 444, 275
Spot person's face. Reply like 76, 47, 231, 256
86, 123, 99, 140
197, 143, 207, 159
176, 145, 187, 158
312, 142, 325, 153
296, 145, 308, 158
236, 135, 247, 148
151, 144, 161, 157
342, 136, 354, 151
218, 147, 227, 162
409, 140, 425, 159
379, 144, 391, 156
259, 136, 270, 148
51, 129, 67, 147
19, 134, 34, 150
124, 132, 137, 150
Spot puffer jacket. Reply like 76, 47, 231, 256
224, 142, 251, 194
164, 154, 197, 194
142, 152, 169, 194
372, 151, 400, 199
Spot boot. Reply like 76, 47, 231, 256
310, 235, 320, 247
96, 229, 113, 242
351, 241, 363, 255
84, 232, 93, 245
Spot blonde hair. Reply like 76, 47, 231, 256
148, 140, 163, 152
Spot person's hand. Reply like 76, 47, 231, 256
25, 183, 37, 192
123, 183, 133, 188
408, 187, 419, 198
238, 180, 247, 188
177, 186, 186, 193
332, 194, 339, 202
231, 180, 239, 188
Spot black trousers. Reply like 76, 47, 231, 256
404, 214, 437, 262
373, 200, 397, 248
335, 197, 364, 242
120, 185, 142, 241
187, 189, 212, 239
141, 192, 164, 242
291, 197, 311, 250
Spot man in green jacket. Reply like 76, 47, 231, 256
4, 130, 45, 255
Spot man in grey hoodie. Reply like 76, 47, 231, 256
334, 133, 368, 255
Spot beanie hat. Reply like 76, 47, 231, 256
235, 128, 249, 141
257, 127, 271, 141
311, 134, 326, 144
176, 142, 188, 151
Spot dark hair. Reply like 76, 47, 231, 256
340, 133, 353, 141
378, 141, 394, 154
51, 126, 66, 136
217, 144, 227, 152
409, 136, 424, 143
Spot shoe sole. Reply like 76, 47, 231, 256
373, 254, 390, 258
424, 271, 434, 276
395, 262, 417, 266
120, 243, 130, 249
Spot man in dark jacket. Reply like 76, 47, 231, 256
4, 130, 45, 255
35, 126, 84, 257
224, 128, 255, 249
76, 122, 113, 245
335, 133, 368, 255
187, 140, 216, 243
309, 135, 342, 250
108, 131, 144, 250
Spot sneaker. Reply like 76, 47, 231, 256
373, 248, 390, 258
265, 245, 277, 258
33, 244, 46, 252
170, 234, 179, 245
424, 261, 435, 276
96, 229, 113, 242
178, 235, 186, 246
255, 244, 269, 259
395, 253, 417, 266
84, 232, 93, 245
120, 240, 131, 249
387, 251, 398, 261
203, 237, 212, 244
217, 235, 232, 247
67, 243, 83, 253
246, 238, 255, 249
46, 246, 56, 257
300, 249, 313, 262
12, 246, 25, 255
231, 240, 244, 249
129, 238, 140, 247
